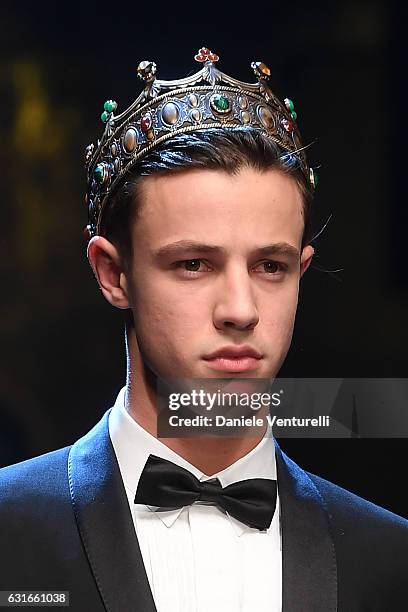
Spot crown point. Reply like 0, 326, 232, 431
195, 47, 219, 63
251, 61, 271, 79
137, 61, 157, 82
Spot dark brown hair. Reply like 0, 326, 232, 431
102, 126, 314, 268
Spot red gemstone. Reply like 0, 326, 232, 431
195, 54, 206, 62
282, 118, 294, 132
208, 53, 219, 62
141, 114, 152, 133
200, 47, 210, 55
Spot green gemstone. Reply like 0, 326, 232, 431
291, 110, 297, 121
104, 99, 117, 113
101, 110, 109, 123
212, 94, 230, 113
94, 164, 105, 183
310, 168, 319, 188
284, 98, 295, 112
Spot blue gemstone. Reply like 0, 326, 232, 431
280, 153, 298, 168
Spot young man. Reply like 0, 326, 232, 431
0, 47, 407, 611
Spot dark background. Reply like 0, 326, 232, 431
1, 2, 407, 516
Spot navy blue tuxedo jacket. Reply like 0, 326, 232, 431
0, 408, 407, 611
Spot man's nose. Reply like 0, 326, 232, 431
212, 265, 259, 331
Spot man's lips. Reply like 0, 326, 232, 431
203, 345, 263, 360
202, 345, 263, 372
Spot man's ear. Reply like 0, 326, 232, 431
300, 244, 314, 278
87, 236, 130, 309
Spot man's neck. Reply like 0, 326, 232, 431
124, 343, 265, 475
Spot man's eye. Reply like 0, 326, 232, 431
184, 259, 201, 271
176, 259, 208, 273
255, 260, 287, 274
174, 259, 287, 276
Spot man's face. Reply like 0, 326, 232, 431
125, 166, 313, 381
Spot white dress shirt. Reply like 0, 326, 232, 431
108, 386, 282, 612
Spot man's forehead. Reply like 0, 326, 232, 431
133, 167, 305, 249
137, 167, 303, 212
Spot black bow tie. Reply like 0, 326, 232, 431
134, 454, 277, 531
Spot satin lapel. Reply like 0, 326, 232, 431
275, 443, 337, 612
68, 409, 157, 612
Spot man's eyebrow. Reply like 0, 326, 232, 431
153, 241, 224, 258
153, 240, 300, 260
256, 243, 300, 260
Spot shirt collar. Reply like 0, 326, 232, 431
109, 386, 277, 535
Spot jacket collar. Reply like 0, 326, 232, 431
275, 441, 337, 611
69, 409, 337, 612
68, 408, 157, 612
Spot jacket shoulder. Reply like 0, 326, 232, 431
307, 471, 408, 606
308, 471, 408, 575
0, 446, 106, 605
0, 446, 72, 507
307, 470, 408, 531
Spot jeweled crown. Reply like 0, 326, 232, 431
84, 47, 316, 240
